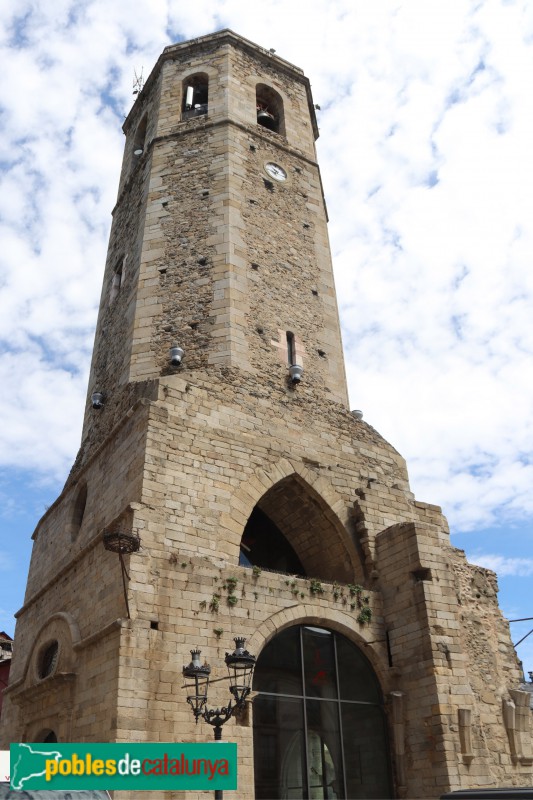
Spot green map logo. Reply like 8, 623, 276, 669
10, 742, 237, 791
11, 743, 62, 790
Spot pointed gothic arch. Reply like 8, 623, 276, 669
228, 459, 363, 583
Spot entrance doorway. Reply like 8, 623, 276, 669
252, 625, 392, 799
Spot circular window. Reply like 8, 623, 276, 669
38, 641, 59, 679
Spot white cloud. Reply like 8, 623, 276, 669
469, 553, 533, 577
0, 0, 531, 539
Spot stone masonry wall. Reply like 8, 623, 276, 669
451, 552, 527, 783
2, 369, 529, 796
116, 373, 529, 797
4, 31, 530, 800
81, 74, 158, 446
78, 31, 347, 472
0, 402, 151, 746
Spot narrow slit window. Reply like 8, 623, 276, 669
133, 114, 148, 157
286, 331, 296, 366
109, 257, 125, 304
71, 482, 88, 539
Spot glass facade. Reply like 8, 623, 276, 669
253, 626, 392, 799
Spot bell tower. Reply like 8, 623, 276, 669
2, 30, 529, 800
80, 29, 348, 466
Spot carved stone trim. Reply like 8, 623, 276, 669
506, 689, 533, 765
390, 690, 407, 796
458, 708, 474, 764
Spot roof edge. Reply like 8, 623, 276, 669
123, 29, 318, 139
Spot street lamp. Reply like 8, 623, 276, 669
183, 637, 256, 738
183, 637, 256, 799
183, 647, 211, 722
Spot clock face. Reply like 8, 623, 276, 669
265, 162, 287, 181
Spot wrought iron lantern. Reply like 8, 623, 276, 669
182, 637, 256, 740
183, 638, 255, 798
183, 647, 211, 721
225, 637, 256, 707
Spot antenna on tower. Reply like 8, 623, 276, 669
133, 67, 144, 96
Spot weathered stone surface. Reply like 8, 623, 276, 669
1, 29, 529, 800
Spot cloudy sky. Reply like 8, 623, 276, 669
0, 0, 532, 674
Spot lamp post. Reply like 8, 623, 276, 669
183, 637, 256, 800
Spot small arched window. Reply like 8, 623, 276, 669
35, 729, 58, 743
133, 113, 148, 158
182, 73, 209, 120
256, 83, 285, 136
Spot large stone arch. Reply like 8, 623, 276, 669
247, 603, 390, 691
248, 607, 394, 800
220, 457, 364, 583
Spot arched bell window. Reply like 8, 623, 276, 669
256, 83, 285, 136
182, 73, 209, 120
252, 625, 392, 799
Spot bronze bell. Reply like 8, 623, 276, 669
257, 108, 276, 130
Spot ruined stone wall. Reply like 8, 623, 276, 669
147, 371, 412, 565
112, 556, 387, 800
454, 554, 520, 692
116, 373, 528, 798
450, 551, 527, 783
